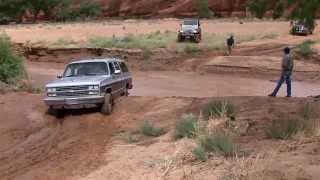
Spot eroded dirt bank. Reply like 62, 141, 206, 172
1, 94, 320, 180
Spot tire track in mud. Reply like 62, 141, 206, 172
0, 96, 194, 180
0, 107, 117, 180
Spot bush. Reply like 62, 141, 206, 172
193, 0, 213, 18
140, 121, 165, 137
199, 132, 237, 157
248, 0, 268, 18
174, 114, 198, 139
192, 146, 208, 162
202, 100, 236, 121
79, 2, 102, 18
296, 40, 315, 58
266, 119, 300, 140
0, 34, 24, 84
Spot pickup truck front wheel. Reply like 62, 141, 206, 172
101, 93, 113, 115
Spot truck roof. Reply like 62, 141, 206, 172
69, 58, 124, 64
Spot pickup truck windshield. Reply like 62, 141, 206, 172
183, 20, 198, 25
64, 62, 108, 77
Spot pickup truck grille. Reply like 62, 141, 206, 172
55, 85, 97, 97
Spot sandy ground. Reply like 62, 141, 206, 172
1, 19, 319, 47
1, 19, 320, 180
0, 20, 292, 43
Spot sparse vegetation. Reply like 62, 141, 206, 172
266, 119, 300, 140
198, 132, 237, 157
174, 114, 198, 139
296, 40, 316, 58
298, 102, 319, 135
202, 100, 237, 121
192, 146, 208, 162
52, 38, 76, 46
88, 31, 174, 51
140, 121, 165, 137
184, 44, 202, 54
118, 132, 140, 144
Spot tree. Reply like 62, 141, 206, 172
289, 0, 320, 29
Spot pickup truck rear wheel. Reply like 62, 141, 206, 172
101, 93, 113, 115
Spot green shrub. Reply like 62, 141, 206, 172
192, 146, 208, 162
184, 44, 201, 54
296, 40, 315, 58
248, 0, 268, 18
79, 2, 102, 18
0, 34, 25, 84
193, 0, 213, 18
199, 132, 237, 157
174, 114, 198, 139
202, 100, 236, 121
266, 119, 300, 140
140, 121, 165, 137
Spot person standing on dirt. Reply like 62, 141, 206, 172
227, 35, 235, 55
269, 47, 294, 97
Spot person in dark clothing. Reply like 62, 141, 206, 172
269, 47, 294, 97
227, 35, 235, 55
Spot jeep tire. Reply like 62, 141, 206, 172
194, 34, 201, 43
177, 35, 184, 42
101, 93, 113, 115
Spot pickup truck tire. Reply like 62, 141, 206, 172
124, 87, 129, 96
101, 93, 113, 115
47, 108, 63, 118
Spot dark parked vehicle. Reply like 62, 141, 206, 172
290, 20, 315, 35
44, 58, 133, 115
177, 19, 202, 43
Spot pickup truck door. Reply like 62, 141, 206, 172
111, 61, 123, 97
119, 61, 131, 88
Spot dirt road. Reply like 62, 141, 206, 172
27, 61, 320, 98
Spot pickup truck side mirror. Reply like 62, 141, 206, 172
114, 70, 121, 75
57, 75, 62, 79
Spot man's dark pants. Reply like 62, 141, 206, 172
271, 71, 292, 97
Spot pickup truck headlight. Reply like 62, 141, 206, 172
88, 85, 99, 90
179, 30, 183, 33
192, 30, 198, 33
88, 91, 99, 95
47, 93, 57, 97
47, 88, 56, 92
